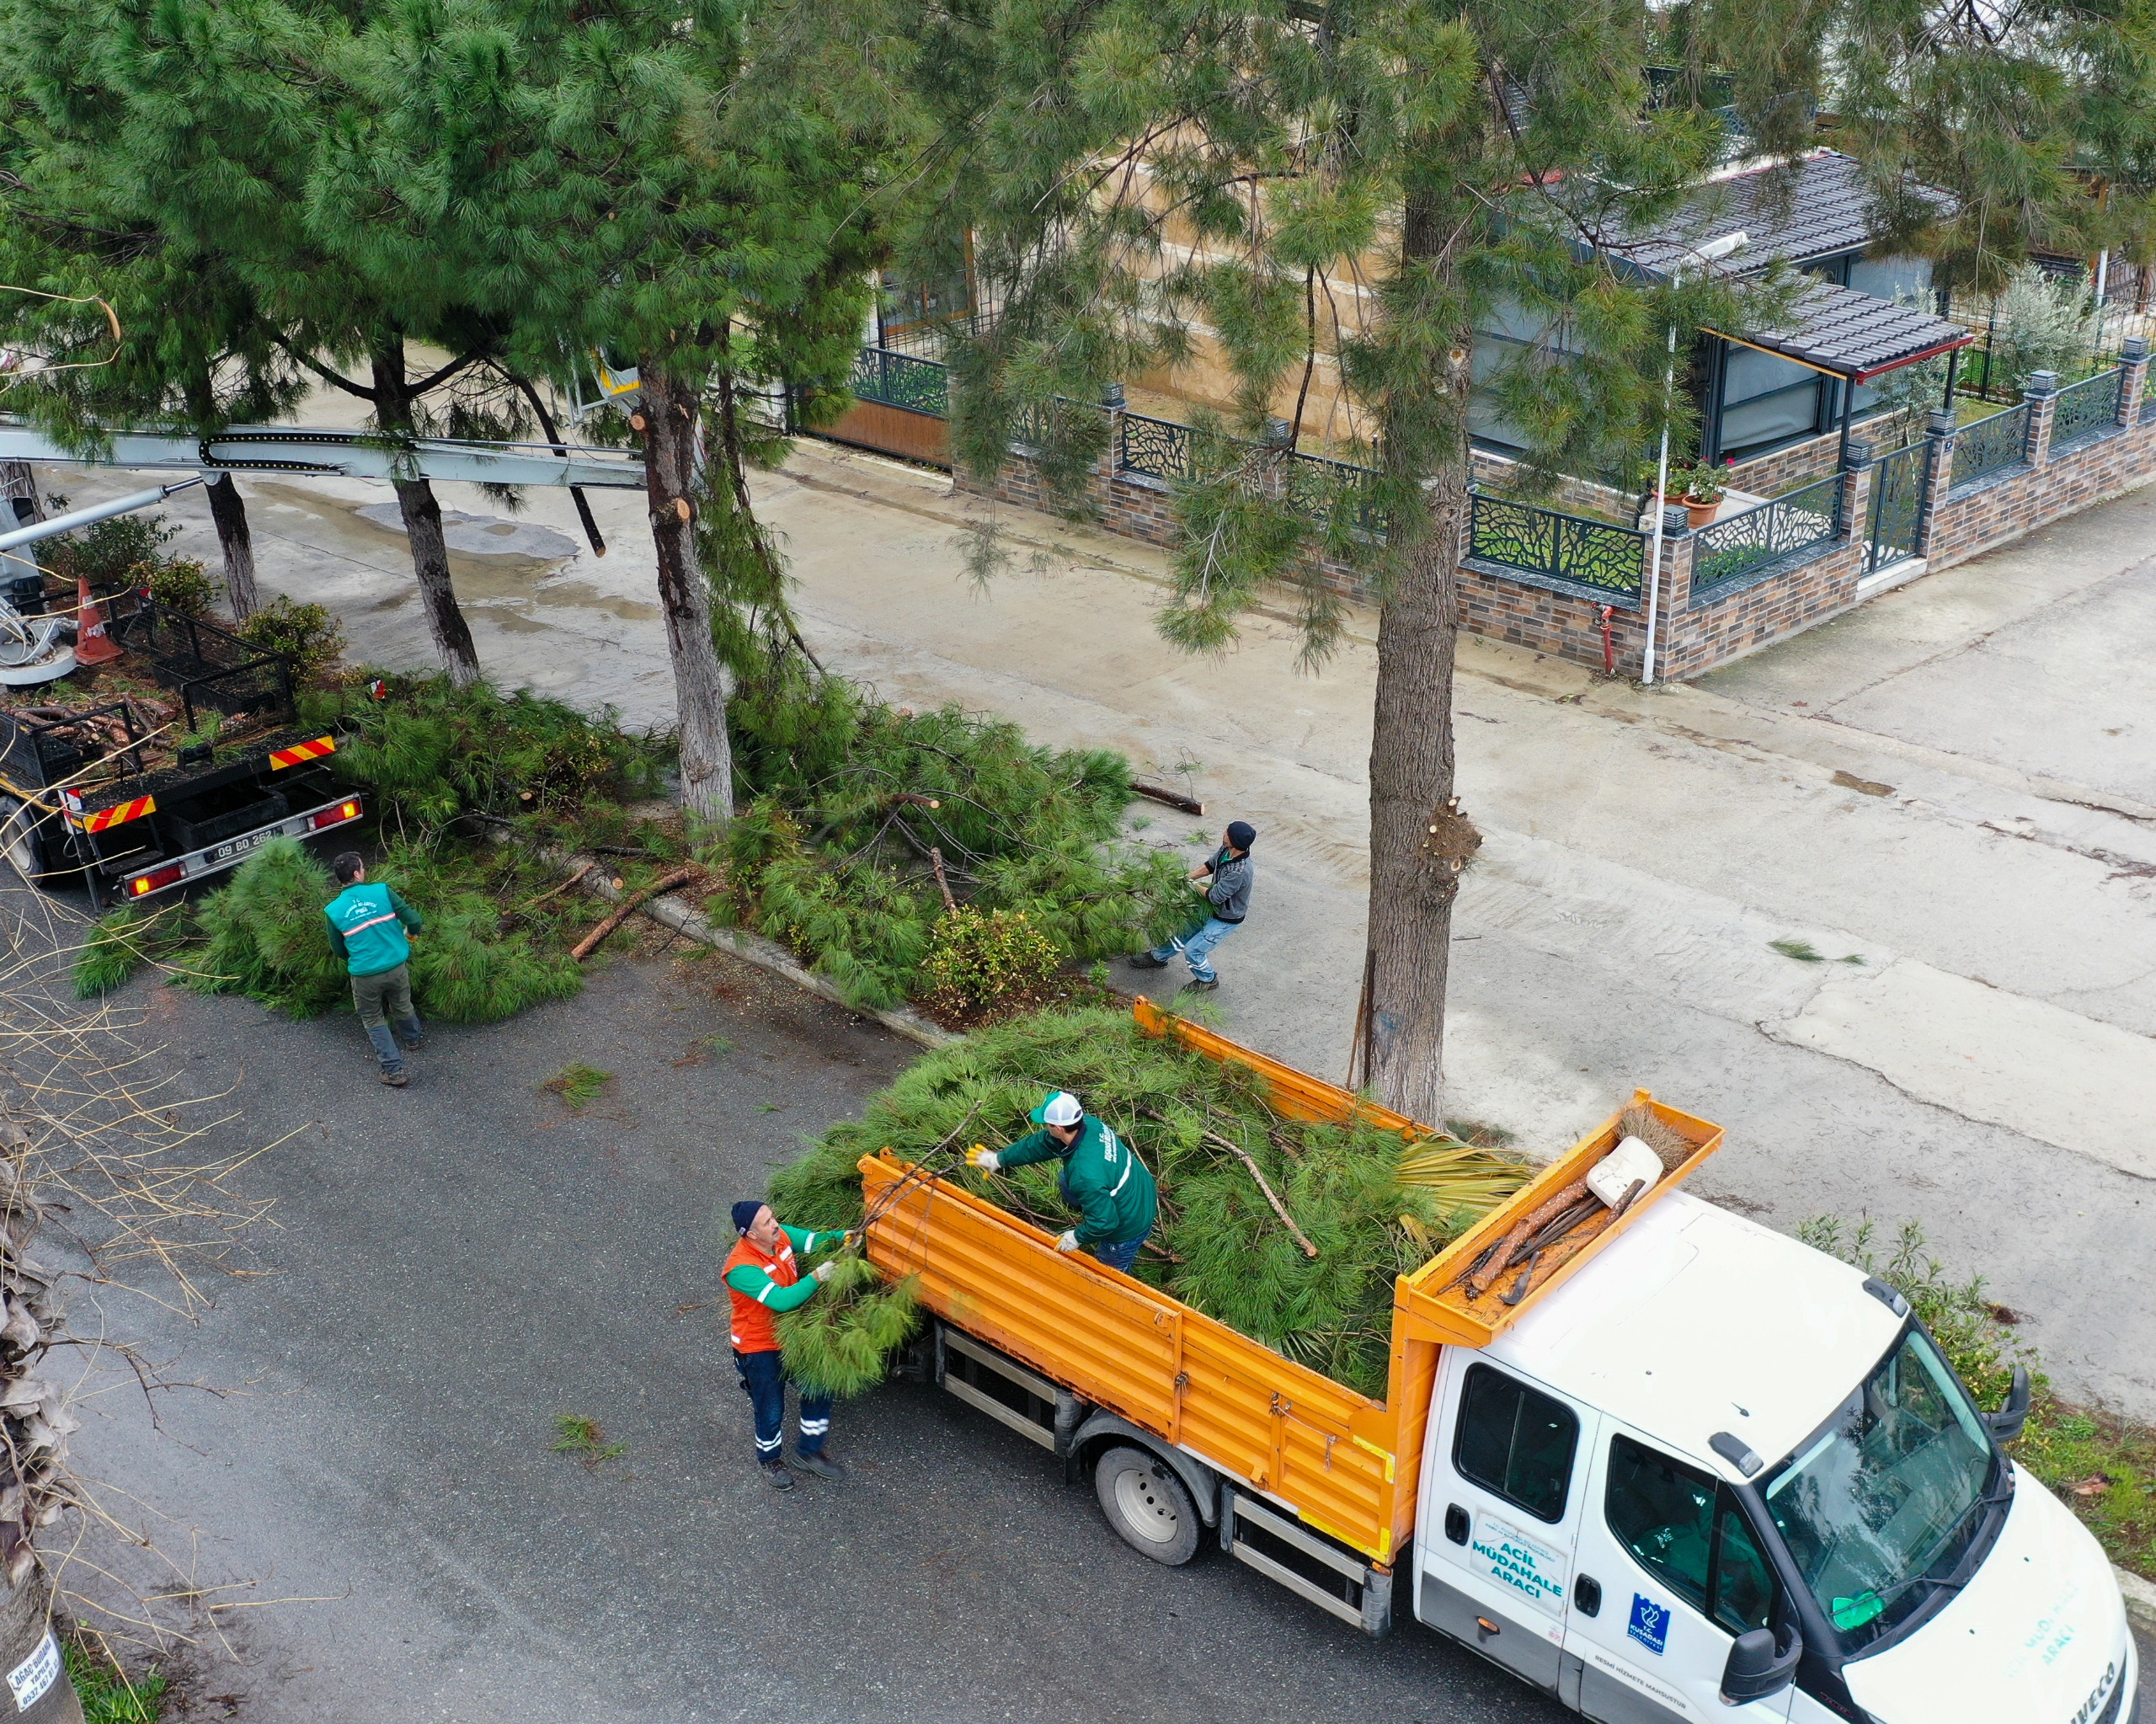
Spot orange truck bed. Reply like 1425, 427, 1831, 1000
859, 999, 1721, 1583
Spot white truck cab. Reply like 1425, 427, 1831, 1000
1413, 1192, 2137, 1724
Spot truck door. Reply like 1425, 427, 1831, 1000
1417, 1356, 1594, 1694
1562, 1422, 1795, 1722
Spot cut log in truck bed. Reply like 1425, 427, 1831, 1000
860, 1000, 1722, 1610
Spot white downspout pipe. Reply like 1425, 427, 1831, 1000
1643, 325, 1675, 686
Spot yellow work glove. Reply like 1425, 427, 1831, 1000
966, 1145, 1001, 1172
1054, 1230, 1081, 1254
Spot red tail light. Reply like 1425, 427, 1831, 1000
308, 799, 363, 831
125, 863, 184, 898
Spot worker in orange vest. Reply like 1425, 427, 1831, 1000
723, 1200, 851, 1490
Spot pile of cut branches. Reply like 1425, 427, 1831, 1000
78, 837, 589, 1023
713, 643, 1187, 1011
769, 1006, 1531, 1396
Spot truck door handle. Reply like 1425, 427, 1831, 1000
1575, 1574, 1602, 1617
1444, 1503, 1469, 1545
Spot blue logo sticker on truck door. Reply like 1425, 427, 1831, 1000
1627, 1593, 1669, 1655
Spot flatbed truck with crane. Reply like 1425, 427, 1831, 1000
860, 1001, 2137, 1724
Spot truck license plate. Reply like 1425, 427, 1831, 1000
210, 827, 279, 865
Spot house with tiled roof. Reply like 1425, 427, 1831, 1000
1470, 150, 1975, 467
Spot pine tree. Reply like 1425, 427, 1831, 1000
0, 58, 302, 616
2, 0, 524, 681
905, 0, 2148, 1119
306, 0, 906, 824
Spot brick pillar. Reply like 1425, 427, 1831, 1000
1097, 382, 1128, 507
1840, 436, 1874, 548
1648, 505, 1695, 678
1258, 415, 1294, 501
1915, 408, 1956, 557
2120, 337, 2150, 425
2022, 370, 2058, 467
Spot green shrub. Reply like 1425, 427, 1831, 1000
146, 557, 218, 616
768, 1006, 1531, 1396
921, 906, 1060, 1011
45, 512, 179, 591
238, 595, 345, 684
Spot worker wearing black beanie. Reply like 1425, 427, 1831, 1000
721, 1199, 853, 1488
1129, 821, 1256, 993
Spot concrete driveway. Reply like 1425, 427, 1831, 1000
32, 438, 2156, 1424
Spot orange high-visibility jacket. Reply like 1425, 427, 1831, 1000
723, 1225, 845, 1353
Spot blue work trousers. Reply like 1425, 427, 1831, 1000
735, 1348, 832, 1464
1149, 915, 1241, 983
1091, 1234, 1148, 1273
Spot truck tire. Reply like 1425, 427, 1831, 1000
0, 798, 46, 886
1094, 1444, 1203, 1566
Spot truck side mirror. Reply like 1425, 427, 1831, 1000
1984, 1365, 2031, 1444
1721, 1624, 1802, 1704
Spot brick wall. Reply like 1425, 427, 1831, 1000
1924, 348, 2155, 570
926, 342, 2156, 681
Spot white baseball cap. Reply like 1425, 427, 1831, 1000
1031, 1090, 1083, 1128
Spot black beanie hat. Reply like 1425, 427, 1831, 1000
732, 1199, 766, 1234
1226, 820, 1257, 851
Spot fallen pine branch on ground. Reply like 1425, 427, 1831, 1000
571, 867, 700, 960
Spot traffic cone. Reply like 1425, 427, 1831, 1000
74, 578, 121, 666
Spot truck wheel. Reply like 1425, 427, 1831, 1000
0, 799, 44, 886
1093, 1445, 1202, 1566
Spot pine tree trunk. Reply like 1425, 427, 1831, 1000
369, 342, 480, 686
639, 355, 734, 826
204, 474, 259, 621
0, 1564, 84, 1724
1359, 194, 1477, 1123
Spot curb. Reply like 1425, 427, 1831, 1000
2121, 1565, 2156, 1634
523, 839, 957, 1051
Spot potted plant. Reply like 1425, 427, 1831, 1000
1678, 460, 1725, 527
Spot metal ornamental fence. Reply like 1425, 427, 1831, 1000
1283, 451, 1386, 539
849, 347, 949, 418
2051, 369, 2123, 451
1465, 493, 1646, 606
1689, 474, 1842, 604
1118, 413, 1197, 483
1949, 403, 2031, 491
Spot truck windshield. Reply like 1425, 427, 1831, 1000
1762, 1326, 1995, 1647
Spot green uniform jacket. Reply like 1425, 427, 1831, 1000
1002, 1115, 1158, 1246
325, 883, 424, 978
723, 1225, 850, 1313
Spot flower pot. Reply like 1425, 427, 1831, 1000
1683, 496, 1720, 528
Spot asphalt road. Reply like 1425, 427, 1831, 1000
53, 906, 1577, 1724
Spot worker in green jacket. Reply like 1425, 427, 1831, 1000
967, 1090, 1157, 1273
324, 851, 425, 1087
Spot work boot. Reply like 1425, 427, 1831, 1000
760, 1460, 797, 1491
381, 1070, 410, 1087
792, 1450, 846, 1481
1127, 952, 1168, 969
1181, 976, 1219, 993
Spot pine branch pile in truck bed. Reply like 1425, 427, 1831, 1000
767, 1006, 1532, 1397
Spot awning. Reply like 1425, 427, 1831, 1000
1704, 277, 1974, 382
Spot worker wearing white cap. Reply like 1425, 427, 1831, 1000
967, 1091, 1158, 1273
